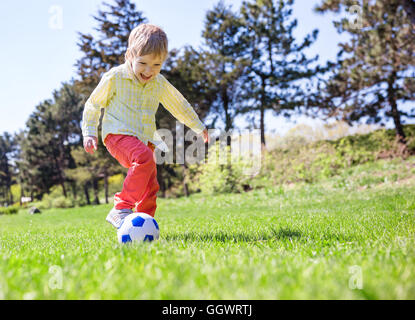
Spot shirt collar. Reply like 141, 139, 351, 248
123, 60, 141, 84
123, 60, 157, 88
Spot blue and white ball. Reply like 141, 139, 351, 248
117, 212, 160, 243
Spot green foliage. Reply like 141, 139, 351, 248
313, 0, 415, 139
0, 132, 16, 205
240, 0, 320, 145
15, 82, 84, 200
259, 141, 343, 185
0, 206, 18, 215
189, 144, 255, 195
259, 125, 415, 187
192, 125, 415, 192
36, 185, 75, 210
76, 0, 147, 91
107, 173, 124, 196
201, 1, 248, 131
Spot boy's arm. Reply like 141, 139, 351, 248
159, 76, 206, 135
81, 71, 115, 138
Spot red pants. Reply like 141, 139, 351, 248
104, 134, 159, 217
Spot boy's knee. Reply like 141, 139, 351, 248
131, 147, 154, 165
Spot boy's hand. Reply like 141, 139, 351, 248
83, 136, 98, 154
202, 129, 209, 143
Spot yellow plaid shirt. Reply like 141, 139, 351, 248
81, 61, 205, 151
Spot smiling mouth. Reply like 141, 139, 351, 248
140, 73, 152, 81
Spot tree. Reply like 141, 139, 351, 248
75, 0, 147, 93
17, 100, 67, 198
201, 1, 249, 134
240, 0, 321, 147
0, 132, 16, 205
314, 0, 415, 148
15, 82, 84, 200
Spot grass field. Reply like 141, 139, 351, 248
1, 178, 415, 299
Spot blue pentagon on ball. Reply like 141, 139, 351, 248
132, 216, 145, 227
121, 234, 132, 243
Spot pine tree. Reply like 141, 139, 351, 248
314, 0, 415, 148
75, 0, 147, 92
201, 1, 249, 133
0, 132, 16, 205
17, 100, 66, 198
15, 82, 84, 200
240, 0, 321, 147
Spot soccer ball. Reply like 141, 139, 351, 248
117, 212, 160, 243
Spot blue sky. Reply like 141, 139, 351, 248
0, 0, 350, 136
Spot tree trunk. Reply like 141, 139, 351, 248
84, 183, 91, 205
260, 103, 266, 148
222, 88, 232, 144
19, 184, 24, 206
104, 171, 109, 204
9, 188, 13, 205
387, 73, 406, 144
60, 182, 67, 198
157, 165, 166, 198
260, 77, 267, 148
52, 154, 67, 198
71, 182, 77, 201
182, 164, 189, 197
92, 179, 100, 205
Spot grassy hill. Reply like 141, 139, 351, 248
0, 160, 414, 299
186, 124, 415, 196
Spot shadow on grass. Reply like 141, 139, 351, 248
164, 227, 353, 243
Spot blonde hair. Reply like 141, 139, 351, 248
125, 24, 168, 62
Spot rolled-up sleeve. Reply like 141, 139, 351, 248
81, 71, 115, 137
159, 76, 205, 134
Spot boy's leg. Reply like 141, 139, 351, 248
104, 134, 156, 211
134, 143, 159, 217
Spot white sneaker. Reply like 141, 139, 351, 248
106, 208, 133, 229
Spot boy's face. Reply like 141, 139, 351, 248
131, 54, 164, 84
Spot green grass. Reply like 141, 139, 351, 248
1, 179, 415, 299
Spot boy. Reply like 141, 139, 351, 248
82, 24, 208, 228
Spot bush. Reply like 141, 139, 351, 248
37, 185, 77, 209
51, 196, 73, 209
189, 144, 258, 195
0, 206, 18, 215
